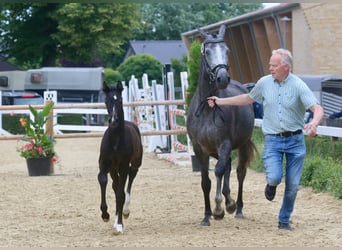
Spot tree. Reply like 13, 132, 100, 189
52, 3, 141, 64
0, 3, 141, 68
0, 3, 59, 68
135, 3, 262, 40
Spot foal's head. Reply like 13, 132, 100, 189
198, 25, 230, 89
103, 82, 124, 128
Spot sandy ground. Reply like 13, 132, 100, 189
0, 137, 341, 247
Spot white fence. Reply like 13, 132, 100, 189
1, 72, 342, 166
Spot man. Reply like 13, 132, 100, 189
207, 48, 324, 231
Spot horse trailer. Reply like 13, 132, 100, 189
24, 67, 105, 125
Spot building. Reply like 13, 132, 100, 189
181, 3, 342, 83
124, 40, 187, 65
0, 55, 21, 72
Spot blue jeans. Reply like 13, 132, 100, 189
262, 133, 306, 224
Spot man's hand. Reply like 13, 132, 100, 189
207, 96, 218, 108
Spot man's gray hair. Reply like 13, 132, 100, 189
272, 48, 292, 70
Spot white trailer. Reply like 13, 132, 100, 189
24, 67, 105, 125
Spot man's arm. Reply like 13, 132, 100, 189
207, 94, 254, 108
304, 104, 324, 137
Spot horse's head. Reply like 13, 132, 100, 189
103, 81, 124, 128
198, 25, 230, 89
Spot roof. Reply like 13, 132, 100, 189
124, 40, 187, 65
0, 55, 21, 71
182, 3, 300, 37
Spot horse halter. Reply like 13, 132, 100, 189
201, 40, 230, 83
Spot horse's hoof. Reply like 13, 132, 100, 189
200, 220, 210, 226
213, 210, 225, 220
226, 201, 236, 214
123, 207, 130, 219
113, 224, 124, 235
235, 213, 244, 219
102, 213, 110, 222
200, 216, 211, 226
213, 213, 225, 220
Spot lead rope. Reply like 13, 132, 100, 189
195, 99, 225, 128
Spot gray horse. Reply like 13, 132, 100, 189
186, 25, 256, 226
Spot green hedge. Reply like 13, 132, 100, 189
2, 113, 84, 134
2, 114, 25, 134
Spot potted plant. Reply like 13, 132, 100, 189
16, 102, 57, 176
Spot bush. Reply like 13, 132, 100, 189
2, 114, 25, 134
104, 68, 123, 86
326, 163, 342, 199
249, 128, 264, 172
171, 55, 187, 91
303, 156, 342, 198
185, 40, 201, 106
117, 54, 163, 87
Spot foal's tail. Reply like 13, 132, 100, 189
239, 139, 258, 168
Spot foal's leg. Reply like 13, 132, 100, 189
123, 166, 139, 218
109, 170, 119, 224
98, 160, 110, 222
113, 165, 129, 235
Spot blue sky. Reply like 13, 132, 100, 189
263, 3, 280, 8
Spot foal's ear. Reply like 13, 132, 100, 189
102, 81, 110, 93
117, 81, 124, 92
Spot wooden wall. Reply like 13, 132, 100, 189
182, 4, 296, 84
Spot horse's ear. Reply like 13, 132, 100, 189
197, 28, 208, 39
117, 81, 124, 92
218, 25, 226, 38
102, 81, 110, 93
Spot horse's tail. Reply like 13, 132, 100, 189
239, 139, 258, 168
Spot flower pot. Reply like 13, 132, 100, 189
26, 157, 52, 176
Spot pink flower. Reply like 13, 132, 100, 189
38, 146, 44, 156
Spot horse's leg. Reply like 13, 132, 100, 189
213, 157, 231, 219
113, 164, 129, 235
194, 147, 211, 226
222, 157, 237, 214
216, 142, 236, 216
234, 146, 249, 219
123, 165, 139, 218
98, 160, 110, 222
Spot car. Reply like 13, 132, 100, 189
1, 91, 44, 106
